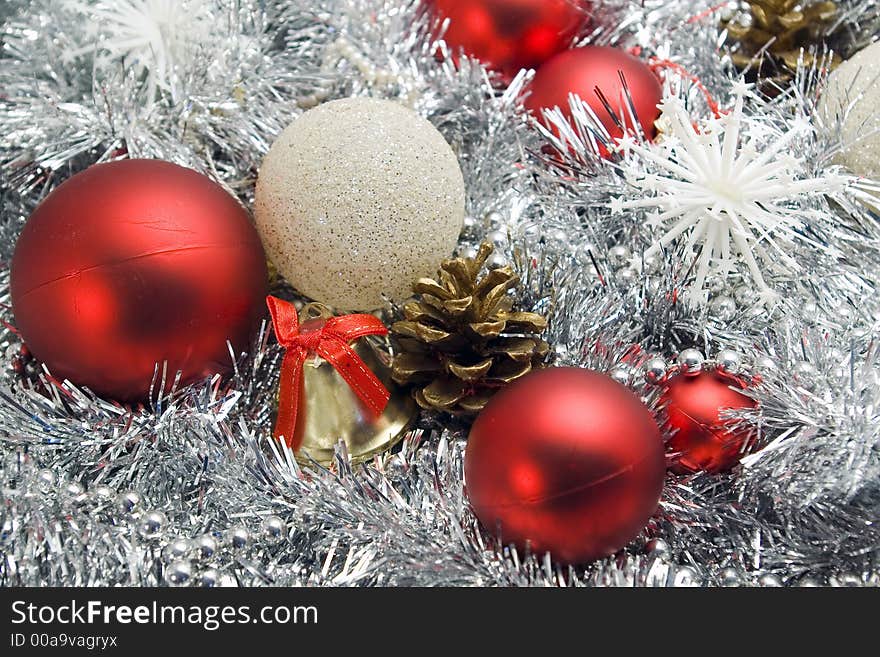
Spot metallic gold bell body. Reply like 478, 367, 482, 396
295, 332, 417, 467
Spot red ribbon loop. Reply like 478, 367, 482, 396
267, 296, 391, 450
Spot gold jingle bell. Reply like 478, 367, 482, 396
285, 304, 417, 467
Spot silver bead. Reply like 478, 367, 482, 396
754, 356, 776, 372
710, 295, 737, 322
608, 245, 630, 269
716, 349, 742, 375
296, 94, 319, 110
460, 246, 479, 260
731, 9, 754, 28
719, 567, 744, 587
705, 276, 726, 294
644, 358, 668, 385
827, 348, 845, 366
229, 526, 250, 550
615, 267, 637, 285
642, 252, 662, 275
798, 576, 822, 587
577, 242, 596, 261
758, 573, 783, 587
116, 490, 141, 515
486, 252, 508, 270
92, 485, 114, 503
734, 285, 755, 306
138, 511, 167, 540
460, 215, 478, 238
671, 565, 702, 587
383, 455, 407, 481
166, 560, 192, 587
374, 70, 393, 87
262, 515, 287, 543
794, 360, 816, 375
793, 361, 817, 391
645, 538, 669, 554
485, 229, 507, 247
163, 538, 192, 563
484, 211, 504, 229
677, 349, 704, 376
199, 568, 220, 588
194, 535, 217, 561
63, 480, 85, 498
522, 224, 541, 245
609, 366, 630, 385
62, 481, 89, 506
831, 573, 862, 587
547, 228, 568, 245
36, 469, 55, 492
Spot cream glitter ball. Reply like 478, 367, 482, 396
255, 97, 465, 311
819, 41, 880, 179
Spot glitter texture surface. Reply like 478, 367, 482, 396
820, 40, 880, 179
254, 97, 465, 311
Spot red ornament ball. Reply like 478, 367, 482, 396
465, 367, 665, 564
427, 0, 590, 82
662, 370, 758, 473
525, 46, 663, 146
11, 159, 268, 402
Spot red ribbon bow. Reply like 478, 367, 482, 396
267, 296, 391, 450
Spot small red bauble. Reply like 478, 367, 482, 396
525, 46, 663, 146
427, 0, 590, 82
662, 370, 758, 473
465, 367, 665, 564
11, 159, 268, 401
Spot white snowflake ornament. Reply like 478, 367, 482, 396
65, 0, 214, 105
613, 82, 846, 307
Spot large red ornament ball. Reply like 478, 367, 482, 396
11, 159, 268, 401
525, 46, 663, 146
427, 0, 591, 82
662, 370, 758, 473
465, 367, 665, 564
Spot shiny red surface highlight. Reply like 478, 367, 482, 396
428, 0, 591, 82
465, 368, 665, 564
662, 370, 758, 473
11, 159, 268, 401
525, 46, 663, 146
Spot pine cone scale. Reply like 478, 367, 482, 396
421, 378, 467, 408
448, 360, 494, 381
393, 352, 443, 380
413, 279, 453, 299
402, 301, 448, 326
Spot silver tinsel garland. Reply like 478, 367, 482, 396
1, 0, 880, 587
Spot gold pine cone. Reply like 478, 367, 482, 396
391, 243, 549, 416
723, 0, 840, 86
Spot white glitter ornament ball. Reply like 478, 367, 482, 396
255, 97, 465, 311
820, 41, 880, 179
